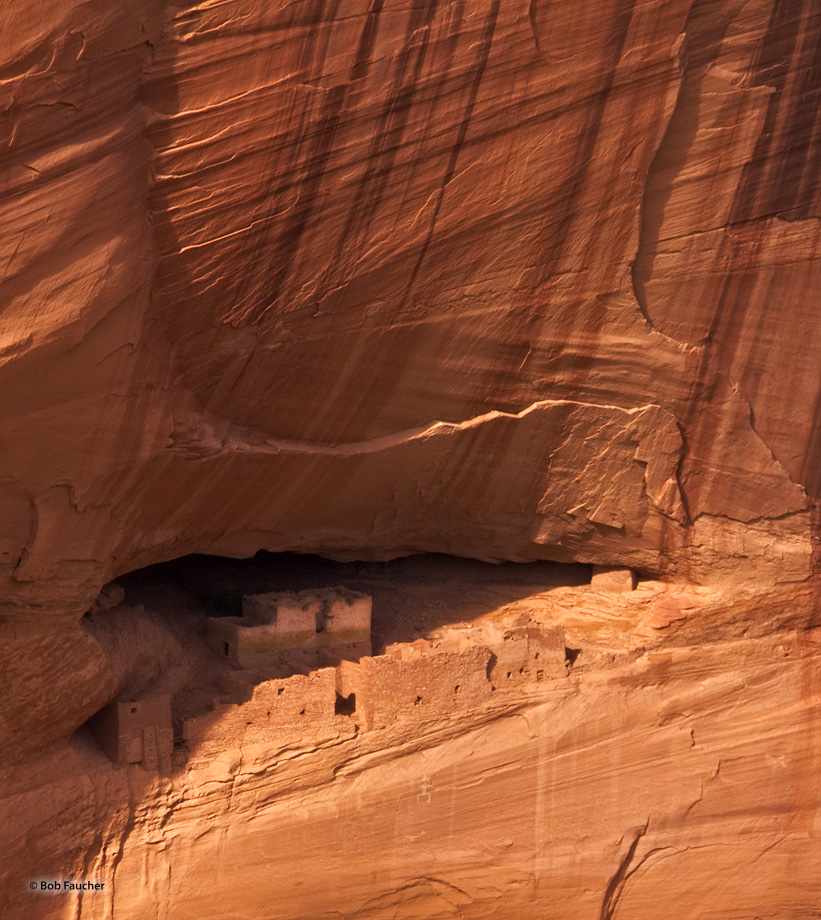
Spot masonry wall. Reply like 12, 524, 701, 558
591, 566, 638, 591
207, 587, 372, 670
183, 667, 347, 751
338, 646, 493, 732
88, 696, 173, 769
485, 624, 566, 690
192, 619, 567, 753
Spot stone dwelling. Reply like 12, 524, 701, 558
186, 621, 567, 751
87, 695, 173, 769
206, 586, 372, 672
482, 623, 566, 689
336, 644, 493, 732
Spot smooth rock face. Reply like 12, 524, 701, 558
1, 0, 820, 917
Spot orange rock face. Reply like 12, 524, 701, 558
0, 0, 819, 916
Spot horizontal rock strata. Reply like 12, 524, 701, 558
1, 0, 819, 917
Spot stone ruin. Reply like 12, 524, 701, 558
206, 586, 372, 673
183, 669, 341, 751
89, 585, 569, 763
187, 610, 567, 752
87, 695, 173, 770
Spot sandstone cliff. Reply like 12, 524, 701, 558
1, 0, 819, 916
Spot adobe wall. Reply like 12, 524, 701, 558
206, 615, 371, 673
337, 646, 493, 732
243, 586, 371, 641
484, 624, 566, 690
183, 667, 347, 751
87, 696, 173, 769
591, 566, 638, 591
207, 587, 372, 669
192, 617, 568, 752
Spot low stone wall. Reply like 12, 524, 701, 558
337, 646, 493, 732
206, 586, 372, 669
189, 622, 567, 751
591, 566, 637, 591
183, 668, 344, 751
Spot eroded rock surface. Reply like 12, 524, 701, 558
1, 0, 819, 916
1, 0, 818, 621
3, 561, 821, 919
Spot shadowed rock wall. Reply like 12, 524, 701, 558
0, 0, 817, 628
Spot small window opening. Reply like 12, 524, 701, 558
335, 692, 356, 716
130, 706, 138, 714
223, 642, 229, 657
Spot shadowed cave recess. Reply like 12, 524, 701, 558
78, 551, 595, 763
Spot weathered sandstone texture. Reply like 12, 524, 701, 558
1, 0, 818, 622
4, 564, 821, 919
1, 0, 820, 916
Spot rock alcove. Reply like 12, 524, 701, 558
77, 551, 593, 766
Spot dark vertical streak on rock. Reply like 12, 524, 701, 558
301, 0, 498, 438
246, 0, 393, 325
730, 0, 821, 222
251, 83, 347, 324
527, 0, 541, 55
801, 385, 821, 503
351, 0, 386, 82
400, 0, 502, 306
536, 0, 637, 282
323, 0, 444, 287
672, 1, 821, 523
480, 0, 638, 417
218, 0, 342, 327
632, 0, 730, 323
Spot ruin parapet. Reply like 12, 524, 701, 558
484, 623, 566, 689
183, 668, 346, 751
337, 646, 493, 732
189, 606, 567, 754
